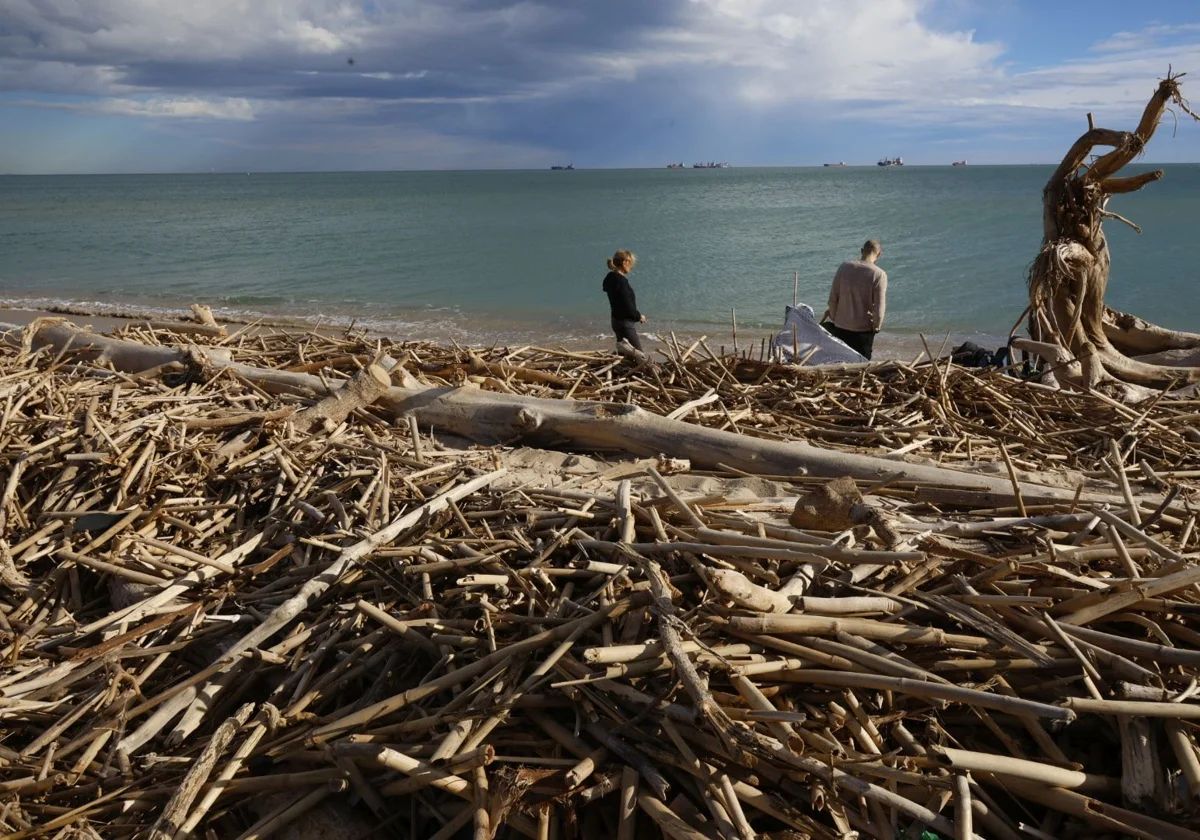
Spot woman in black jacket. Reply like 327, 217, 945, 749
601, 249, 646, 351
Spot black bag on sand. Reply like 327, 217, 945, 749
950, 341, 1008, 369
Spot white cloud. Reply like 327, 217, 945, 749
291, 17, 351, 54
613, 0, 1007, 106
18, 94, 258, 121
0, 57, 130, 95
359, 70, 429, 81
99, 95, 257, 120
1092, 23, 1200, 53
622, 4, 1200, 132
965, 45, 1200, 118
558, 1, 1200, 132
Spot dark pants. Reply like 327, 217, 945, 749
822, 321, 877, 360
612, 318, 643, 351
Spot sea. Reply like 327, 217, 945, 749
2, 165, 1197, 355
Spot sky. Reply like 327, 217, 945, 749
2, 0, 1200, 173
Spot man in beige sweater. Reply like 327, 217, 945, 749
821, 239, 887, 359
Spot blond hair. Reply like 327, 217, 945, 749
607, 249, 637, 273
861, 239, 882, 258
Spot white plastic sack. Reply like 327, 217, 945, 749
771, 304, 866, 365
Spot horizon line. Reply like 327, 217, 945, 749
4, 161, 1198, 177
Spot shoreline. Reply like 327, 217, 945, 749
0, 298, 1006, 361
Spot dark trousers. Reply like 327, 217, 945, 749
611, 318, 643, 351
822, 322, 877, 360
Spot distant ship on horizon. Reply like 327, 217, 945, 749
666, 162, 685, 169
823, 162, 847, 167
550, 164, 575, 170
952, 160, 968, 166
877, 156, 903, 167
692, 161, 729, 168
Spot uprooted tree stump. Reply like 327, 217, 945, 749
1022, 70, 1200, 397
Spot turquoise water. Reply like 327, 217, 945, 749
1, 166, 1197, 349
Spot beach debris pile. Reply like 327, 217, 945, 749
2, 318, 1200, 839
412, 336, 1200, 481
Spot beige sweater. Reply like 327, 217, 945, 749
827, 260, 887, 332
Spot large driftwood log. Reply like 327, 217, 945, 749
1027, 72, 1200, 394
23, 319, 1119, 503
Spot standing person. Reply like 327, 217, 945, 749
602, 249, 646, 351
821, 239, 888, 359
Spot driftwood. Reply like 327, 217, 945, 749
188, 303, 225, 335
1026, 71, 1200, 395
293, 361, 392, 432
22, 319, 1126, 505
2, 316, 1199, 839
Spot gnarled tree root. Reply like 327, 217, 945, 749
1026, 72, 1200, 398
1104, 307, 1200, 356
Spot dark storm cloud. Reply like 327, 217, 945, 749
0, 0, 685, 106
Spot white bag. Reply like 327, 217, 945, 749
771, 304, 866, 365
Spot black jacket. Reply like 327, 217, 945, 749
602, 271, 640, 321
